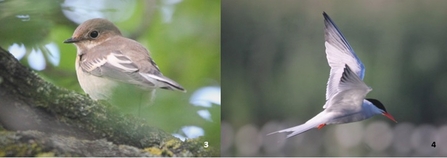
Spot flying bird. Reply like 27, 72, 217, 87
268, 12, 397, 138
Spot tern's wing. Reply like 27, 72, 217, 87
324, 64, 370, 111
323, 12, 365, 109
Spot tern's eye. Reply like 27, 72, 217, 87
89, 31, 99, 38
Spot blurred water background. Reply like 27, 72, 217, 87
222, 0, 447, 156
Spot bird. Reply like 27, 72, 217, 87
268, 12, 397, 138
64, 18, 185, 104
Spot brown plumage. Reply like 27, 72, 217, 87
64, 18, 185, 101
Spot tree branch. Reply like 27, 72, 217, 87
0, 47, 215, 156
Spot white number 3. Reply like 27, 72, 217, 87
204, 141, 209, 148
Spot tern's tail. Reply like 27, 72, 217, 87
267, 121, 321, 138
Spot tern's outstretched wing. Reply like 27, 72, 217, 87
324, 64, 370, 111
323, 12, 365, 109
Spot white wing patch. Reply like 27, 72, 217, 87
106, 52, 138, 72
82, 57, 107, 72
140, 73, 173, 87
140, 73, 185, 91
79, 50, 184, 92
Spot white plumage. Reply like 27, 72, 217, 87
268, 12, 396, 138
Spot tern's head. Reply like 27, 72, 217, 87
366, 98, 397, 123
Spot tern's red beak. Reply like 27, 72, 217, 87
382, 112, 397, 123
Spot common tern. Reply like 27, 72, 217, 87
268, 12, 397, 138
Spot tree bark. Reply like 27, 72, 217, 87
0, 47, 215, 156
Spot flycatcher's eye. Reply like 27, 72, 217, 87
89, 31, 99, 38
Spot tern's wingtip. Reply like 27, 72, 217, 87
323, 12, 332, 22
323, 11, 330, 17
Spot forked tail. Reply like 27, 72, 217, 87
267, 121, 322, 138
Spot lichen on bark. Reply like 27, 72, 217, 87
0, 47, 216, 156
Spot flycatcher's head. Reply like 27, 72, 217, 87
64, 18, 122, 52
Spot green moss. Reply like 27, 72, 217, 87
184, 137, 219, 156
36, 152, 55, 157
0, 142, 43, 156
0, 48, 215, 156
144, 147, 163, 156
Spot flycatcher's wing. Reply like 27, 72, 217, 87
79, 50, 185, 92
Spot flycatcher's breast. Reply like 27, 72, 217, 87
75, 56, 118, 100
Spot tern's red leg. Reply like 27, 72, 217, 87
317, 124, 326, 129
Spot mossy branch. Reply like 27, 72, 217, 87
0, 47, 215, 156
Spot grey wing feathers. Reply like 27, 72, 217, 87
323, 12, 366, 108
338, 64, 364, 91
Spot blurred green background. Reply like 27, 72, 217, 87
4, 0, 447, 156
222, 0, 447, 156
0, 0, 220, 153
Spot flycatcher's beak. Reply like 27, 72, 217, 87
64, 37, 79, 43
382, 112, 397, 123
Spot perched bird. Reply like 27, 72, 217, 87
268, 12, 397, 138
64, 18, 185, 103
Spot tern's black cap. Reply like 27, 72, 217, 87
366, 98, 387, 112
